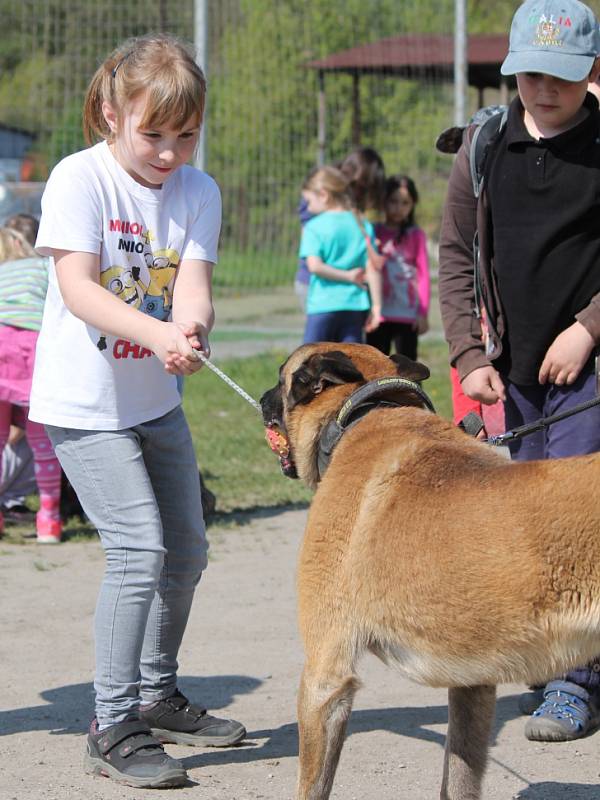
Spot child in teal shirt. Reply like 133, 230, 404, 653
300, 165, 377, 343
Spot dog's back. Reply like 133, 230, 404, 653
300, 405, 600, 689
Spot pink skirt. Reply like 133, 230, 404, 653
0, 324, 39, 406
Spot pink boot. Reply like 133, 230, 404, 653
36, 511, 62, 544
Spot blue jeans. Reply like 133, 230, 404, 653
504, 363, 600, 689
303, 310, 367, 344
46, 405, 208, 727
503, 363, 600, 461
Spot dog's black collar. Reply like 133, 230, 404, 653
317, 377, 435, 479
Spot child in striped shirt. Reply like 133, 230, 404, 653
0, 215, 62, 542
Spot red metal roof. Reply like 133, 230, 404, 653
306, 34, 511, 88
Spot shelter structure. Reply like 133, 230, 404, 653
306, 34, 515, 164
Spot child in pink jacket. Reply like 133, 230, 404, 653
366, 174, 430, 359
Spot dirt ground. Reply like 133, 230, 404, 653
2, 508, 600, 800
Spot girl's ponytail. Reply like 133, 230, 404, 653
82, 63, 113, 145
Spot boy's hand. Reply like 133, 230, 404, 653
539, 321, 595, 386
461, 366, 506, 405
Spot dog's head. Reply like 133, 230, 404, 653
260, 343, 430, 487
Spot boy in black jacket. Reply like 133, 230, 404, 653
439, 0, 600, 742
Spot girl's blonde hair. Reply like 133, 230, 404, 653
83, 34, 206, 145
303, 166, 352, 209
0, 226, 36, 262
4, 213, 39, 247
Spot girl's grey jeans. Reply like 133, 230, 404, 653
46, 405, 208, 727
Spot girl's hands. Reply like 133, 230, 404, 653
153, 321, 210, 376
345, 267, 366, 286
365, 306, 383, 333
414, 314, 429, 335
538, 321, 595, 386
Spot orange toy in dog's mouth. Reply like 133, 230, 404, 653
265, 422, 298, 479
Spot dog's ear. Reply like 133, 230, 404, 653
288, 351, 364, 408
390, 353, 430, 382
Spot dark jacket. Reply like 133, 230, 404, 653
438, 122, 600, 382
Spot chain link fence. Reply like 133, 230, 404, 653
1, 0, 578, 294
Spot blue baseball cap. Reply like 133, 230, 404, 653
501, 0, 600, 81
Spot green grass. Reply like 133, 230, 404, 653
210, 329, 286, 342
214, 249, 296, 293
1, 341, 453, 543
416, 337, 453, 420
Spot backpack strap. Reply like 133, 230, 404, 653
469, 107, 508, 198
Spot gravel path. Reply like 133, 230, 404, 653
1, 509, 600, 800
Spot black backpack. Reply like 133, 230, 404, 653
435, 104, 509, 197
435, 106, 509, 356
468, 107, 508, 197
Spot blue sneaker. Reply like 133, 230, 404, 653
524, 680, 599, 741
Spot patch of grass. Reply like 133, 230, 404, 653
184, 341, 453, 514
210, 329, 287, 342
417, 336, 453, 421
214, 249, 295, 294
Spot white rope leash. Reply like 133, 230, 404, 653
196, 351, 262, 414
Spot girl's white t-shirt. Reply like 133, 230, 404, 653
29, 140, 221, 430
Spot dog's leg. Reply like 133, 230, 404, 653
440, 684, 496, 800
296, 660, 360, 800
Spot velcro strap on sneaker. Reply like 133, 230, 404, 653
165, 690, 207, 717
97, 720, 154, 755
544, 680, 590, 703
166, 693, 189, 712
118, 733, 161, 757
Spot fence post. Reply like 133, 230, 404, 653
317, 70, 326, 166
454, 0, 467, 126
194, 0, 208, 171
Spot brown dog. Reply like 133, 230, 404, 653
260, 342, 600, 800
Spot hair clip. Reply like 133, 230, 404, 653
111, 50, 133, 79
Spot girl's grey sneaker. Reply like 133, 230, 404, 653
84, 718, 187, 788
524, 680, 600, 741
140, 688, 246, 747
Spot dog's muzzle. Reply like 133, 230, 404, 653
265, 421, 298, 479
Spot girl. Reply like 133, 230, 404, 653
300, 165, 377, 344
366, 175, 431, 360
0, 220, 63, 543
294, 148, 385, 311
338, 145, 386, 216
29, 34, 245, 788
